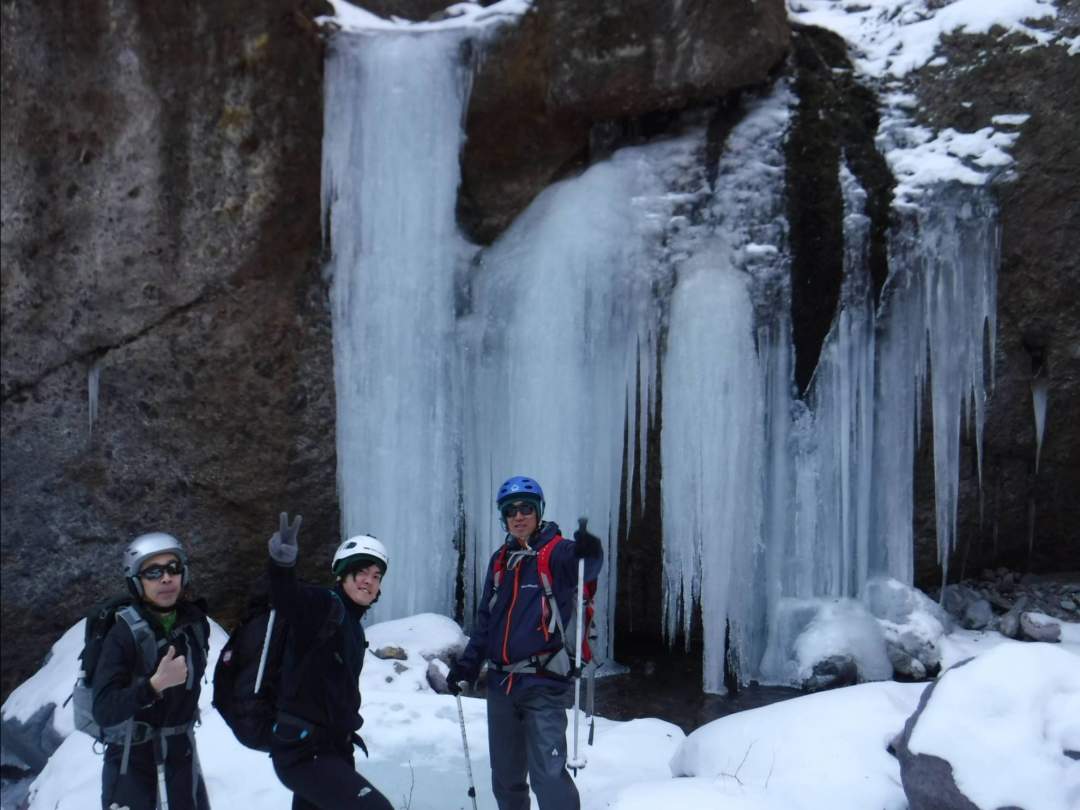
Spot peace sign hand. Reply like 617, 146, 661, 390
268, 512, 303, 566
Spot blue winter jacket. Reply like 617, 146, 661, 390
457, 521, 603, 694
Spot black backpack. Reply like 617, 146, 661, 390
71, 596, 162, 745
213, 595, 344, 752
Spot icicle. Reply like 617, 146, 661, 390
1031, 374, 1048, 474
662, 247, 764, 693
323, 31, 473, 620
461, 138, 676, 665
88, 360, 101, 437
660, 86, 792, 691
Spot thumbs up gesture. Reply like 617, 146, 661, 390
150, 645, 188, 693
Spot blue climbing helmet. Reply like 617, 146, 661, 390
496, 475, 545, 524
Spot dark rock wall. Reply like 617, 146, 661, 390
909, 23, 1080, 586
459, 0, 791, 242
1, 0, 337, 700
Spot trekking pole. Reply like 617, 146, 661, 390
568, 517, 588, 774
455, 694, 479, 810
253, 608, 276, 694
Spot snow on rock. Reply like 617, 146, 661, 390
362, 613, 467, 693
862, 577, 949, 679
321, 0, 531, 33
788, 0, 1062, 79
1, 617, 228, 775
896, 643, 1080, 810
668, 680, 925, 810
760, 597, 893, 688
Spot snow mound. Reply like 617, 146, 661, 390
760, 597, 893, 687
907, 643, 1080, 810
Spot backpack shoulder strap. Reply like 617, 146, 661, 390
535, 534, 565, 595
319, 592, 345, 643
116, 606, 161, 676
488, 546, 511, 611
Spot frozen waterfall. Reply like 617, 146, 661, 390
321, 28, 1000, 690
323, 31, 473, 619
461, 146, 675, 665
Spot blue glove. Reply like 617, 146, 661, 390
268, 512, 302, 566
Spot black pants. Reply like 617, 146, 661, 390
272, 749, 393, 810
101, 737, 210, 810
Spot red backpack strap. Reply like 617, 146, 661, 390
488, 546, 510, 611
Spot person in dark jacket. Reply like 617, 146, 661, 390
266, 512, 394, 810
93, 532, 211, 810
447, 475, 603, 810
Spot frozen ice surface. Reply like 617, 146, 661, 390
323, 31, 474, 620
760, 597, 892, 686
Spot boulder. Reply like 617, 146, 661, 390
960, 598, 993, 631
894, 644, 1080, 810
1019, 612, 1061, 643
459, 0, 790, 242
862, 578, 948, 680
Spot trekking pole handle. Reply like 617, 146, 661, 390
254, 608, 276, 695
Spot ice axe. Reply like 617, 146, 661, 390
568, 516, 589, 775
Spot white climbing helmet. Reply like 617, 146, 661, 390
332, 534, 388, 577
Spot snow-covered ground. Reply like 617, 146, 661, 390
3, 612, 1078, 810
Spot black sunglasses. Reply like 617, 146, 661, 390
501, 502, 536, 518
139, 560, 184, 580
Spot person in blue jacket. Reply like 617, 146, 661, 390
448, 475, 603, 810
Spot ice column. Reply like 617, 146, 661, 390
662, 251, 764, 694
661, 89, 791, 691
899, 188, 998, 580
461, 150, 669, 665
323, 32, 472, 619
792, 164, 877, 598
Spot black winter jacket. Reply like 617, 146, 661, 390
268, 560, 369, 749
92, 599, 211, 810
92, 599, 210, 734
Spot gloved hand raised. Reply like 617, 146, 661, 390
268, 512, 303, 566
573, 518, 602, 559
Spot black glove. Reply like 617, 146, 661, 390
446, 662, 474, 695
268, 512, 303, 566
573, 526, 602, 558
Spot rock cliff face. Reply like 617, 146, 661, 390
1, 0, 1076, 703
908, 17, 1080, 585
1, 0, 339, 700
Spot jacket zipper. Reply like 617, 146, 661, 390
501, 565, 521, 665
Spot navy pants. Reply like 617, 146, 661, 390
272, 749, 393, 810
486, 684, 579, 810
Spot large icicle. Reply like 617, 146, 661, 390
461, 139, 682, 665
897, 187, 999, 580
323, 32, 473, 619
662, 251, 764, 694
661, 88, 792, 692
1032, 374, 1048, 474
